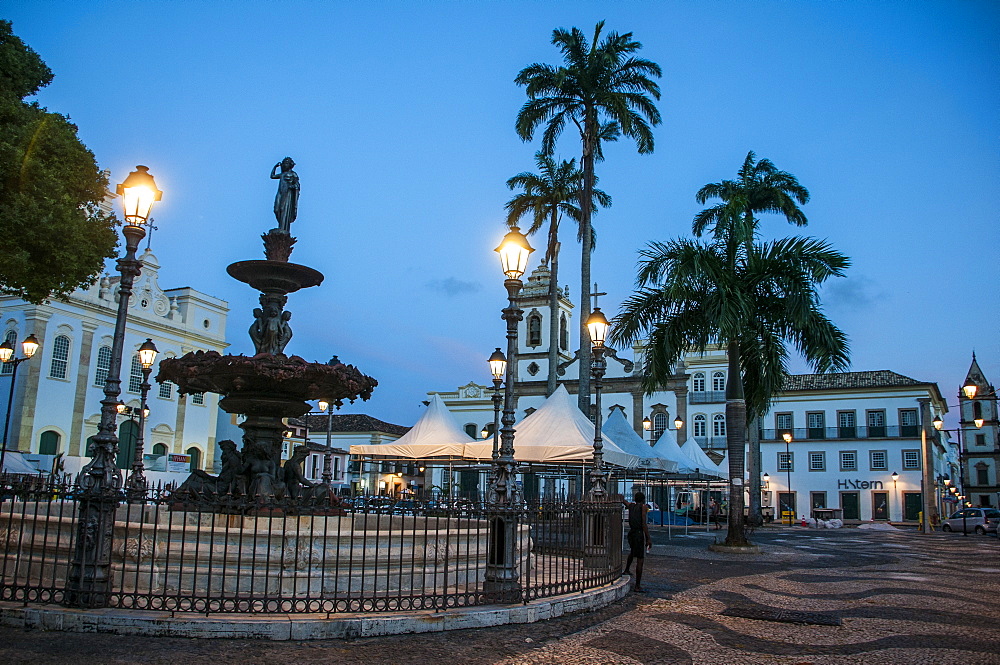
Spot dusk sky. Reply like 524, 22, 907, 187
7, 1, 998, 427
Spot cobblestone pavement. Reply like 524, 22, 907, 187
2, 525, 998, 664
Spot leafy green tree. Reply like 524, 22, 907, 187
505, 152, 611, 396
612, 159, 849, 546
0, 20, 118, 304
693, 151, 816, 525
515, 21, 661, 412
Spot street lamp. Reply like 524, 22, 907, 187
67, 166, 160, 608
485, 226, 532, 602
0, 334, 40, 472
125, 339, 157, 496
318, 355, 342, 487
488, 347, 506, 467
586, 307, 610, 498
782, 431, 793, 525
674, 415, 683, 431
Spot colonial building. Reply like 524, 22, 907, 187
430, 264, 951, 522
0, 250, 228, 476
957, 354, 999, 509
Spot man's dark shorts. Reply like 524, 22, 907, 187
627, 528, 645, 559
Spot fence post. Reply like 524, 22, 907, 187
64, 484, 120, 608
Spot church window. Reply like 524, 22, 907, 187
94, 345, 112, 386
464, 423, 478, 439
559, 314, 569, 351
692, 373, 705, 392
1, 331, 16, 375
973, 401, 983, 420
977, 466, 989, 485
712, 371, 725, 392
49, 335, 71, 379
527, 312, 542, 347
159, 380, 173, 399
39, 430, 60, 455
128, 355, 143, 393
693, 414, 707, 437
191, 392, 205, 405
152, 443, 167, 456
187, 446, 202, 471
713, 414, 726, 437
652, 413, 667, 442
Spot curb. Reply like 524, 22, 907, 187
0, 578, 630, 640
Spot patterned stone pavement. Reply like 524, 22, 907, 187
497, 526, 1000, 665
2, 526, 998, 664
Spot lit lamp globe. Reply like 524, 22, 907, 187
488, 348, 507, 381
762, 473, 769, 483
481, 428, 489, 440
0, 341, 11, 364
891, 471, 899, 482
137, 338, 158, 369
674, 416, 683, 430
642, 417, 651, 431
586, 308, 609, 348
116, 402, 127, 415
495, 226, 534, 279
782, 432, 793, 444
963, 383, 978, 400
116, 166, 162, 227
318, 400, 329, 412
0, 334, 39, 362
975, 417, 985, 428
933, 415, 943, 430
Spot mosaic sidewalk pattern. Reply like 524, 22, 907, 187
498, 529, 1000, 665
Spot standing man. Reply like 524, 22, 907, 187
623, 491, 652, 592
710, 498, 721, 530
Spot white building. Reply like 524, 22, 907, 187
430, 264, 950, 522
957, 355, 999, 509
0, 250, 228, 477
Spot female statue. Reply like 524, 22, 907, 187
270, 157, 299, 233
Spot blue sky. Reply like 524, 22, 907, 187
7, 1, 999, 426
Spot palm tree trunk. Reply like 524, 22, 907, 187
724, 341, 750, 546
747, 415, 762, 526
576, 129, 595, 415
546, 239, 560, 397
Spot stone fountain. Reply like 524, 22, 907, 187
158, 158, 377, 505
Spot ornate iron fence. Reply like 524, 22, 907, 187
0, 476, 621, 614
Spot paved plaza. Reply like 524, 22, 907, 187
2, 525, 998, 664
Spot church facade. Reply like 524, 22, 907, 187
958, 355, 999, 509
0, 250, 229, 476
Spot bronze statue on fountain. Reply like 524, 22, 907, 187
158, 159, 377, 512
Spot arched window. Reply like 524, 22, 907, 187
526, 312, 542, 347
712, 371, 726, 392
117, 419, 138, 469
39, 430, 60, 455
693, 414, 707, 437
158, 379, 173, 399
483, 423, 496, 438
128, 354, 143, 393
152, 443, 167, 456
692, 373, 706, 392
1, 331, 16, 375
94, 345, 112, 386
559, 314, 569, 351
187, 446, 202, 471
49, 334, 71, 379
464, 423, 478, 439
974, 401, 983, 420
652, 413, 668, 442
713, 414, 727, 437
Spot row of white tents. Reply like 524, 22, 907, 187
350, 385, 727, 478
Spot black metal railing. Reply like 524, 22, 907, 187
0, 476, 621, 614
760, 425, 919, 441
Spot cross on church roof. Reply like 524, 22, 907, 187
591, 282, 607, 309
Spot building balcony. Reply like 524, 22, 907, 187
690, 390, 726, 404
760, 425, 920, 441
693, 436, 729, 450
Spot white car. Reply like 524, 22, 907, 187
942, 508, 1000, 535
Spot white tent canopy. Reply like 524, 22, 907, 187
650, 427, 700, 474
465, 385, 640, 468
1, 451, 41, 474
601, 408, 678, 473
680, 436, 728, 478
349, 394, 474, 459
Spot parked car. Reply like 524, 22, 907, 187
941, 507, 1000, 534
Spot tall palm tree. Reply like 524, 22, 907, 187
612, 234, 850, 547
515, 21, 661, 412
505, 153, 611, 396
692, 151, 813, 525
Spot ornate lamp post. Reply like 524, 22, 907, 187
66, 166, 161, 608
125, 339, 157, 496
0, 334, 40, 472
586, 307, 610, 498
484, 226, 532, 602
488, 347, 506, 466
